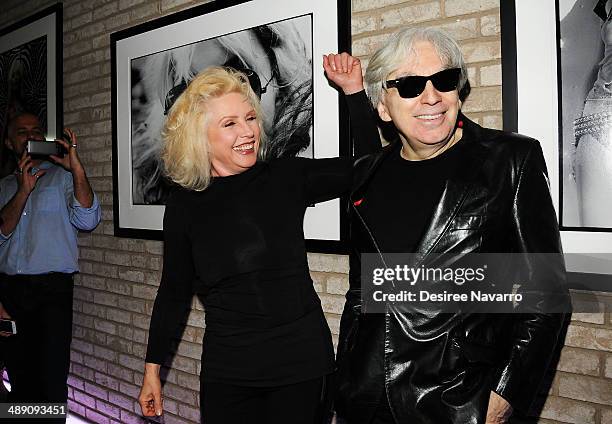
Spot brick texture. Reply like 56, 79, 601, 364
0, 1, 610, 424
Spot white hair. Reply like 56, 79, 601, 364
365, 27, 470, 108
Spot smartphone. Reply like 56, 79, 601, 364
0, 319, 16, 335
26, 140, 66, 157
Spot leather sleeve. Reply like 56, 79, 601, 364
493, 140, 571, 413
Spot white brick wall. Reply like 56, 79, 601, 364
1, 1, 610, 423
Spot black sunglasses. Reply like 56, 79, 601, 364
163, 68, 269, 115
384, 68, 461, 99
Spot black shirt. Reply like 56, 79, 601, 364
358, 139, 466, 253
145, 91, 381, 386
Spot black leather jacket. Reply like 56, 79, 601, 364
336, 113, 570, 424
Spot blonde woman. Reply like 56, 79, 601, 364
138, 61, 377, 424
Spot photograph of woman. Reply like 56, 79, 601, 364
559, 0, 612, 228
137, 55, 379, 423
130, 16, 314, 205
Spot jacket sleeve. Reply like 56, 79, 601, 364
493, 140, 571, 413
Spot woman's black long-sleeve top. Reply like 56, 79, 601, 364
145, 92, 381, 386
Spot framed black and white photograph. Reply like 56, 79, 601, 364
0, 4, 62, 177
557, 0, 612, 232
112, 0, 351, 252
501, 0, 612, 289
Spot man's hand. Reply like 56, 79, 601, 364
139, 363, 163, 417
15, 151, 45, 195
323, 52, 364, 95
49, 127, 94, 208
0, 301, 13, 337
486, 391, 513, 424
0, 151, 45, 236
50, 128, 84, 175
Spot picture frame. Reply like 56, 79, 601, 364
0, 4, 63, 174
501, 0, 612, 291
111, 0, 351, 253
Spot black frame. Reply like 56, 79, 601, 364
500, 0, 612, 292
111, 0, 352, 253
0, 3, 63, 144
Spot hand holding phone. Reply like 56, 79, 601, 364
0, 318, 16, 336
26, 139, 67, 158
0, 301, 15, 337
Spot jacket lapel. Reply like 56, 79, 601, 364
411, 172, 473, 262
412, 117, 490, 263
351, 115, 496, 262
351, 143, 399, 203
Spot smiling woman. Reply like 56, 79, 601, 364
137, 65, 380, 424
160, 68, 265, 191
205, 92, 261, 176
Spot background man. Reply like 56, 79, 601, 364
0, 112, 101, 418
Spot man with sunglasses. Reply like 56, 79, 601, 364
330, 28, 569, 424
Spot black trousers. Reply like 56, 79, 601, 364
201, 376, 328, 424
0, 273, 73, 422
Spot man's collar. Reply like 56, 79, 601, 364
30, 161, 55, 173
37, 161, 54, 170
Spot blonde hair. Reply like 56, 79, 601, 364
161, 67, 265, 191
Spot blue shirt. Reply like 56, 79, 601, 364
0, 161, 101, 275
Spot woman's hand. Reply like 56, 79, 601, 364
323, 52, 364, 95
138, 363, 163, 417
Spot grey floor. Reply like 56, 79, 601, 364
2, 372, 92, 424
